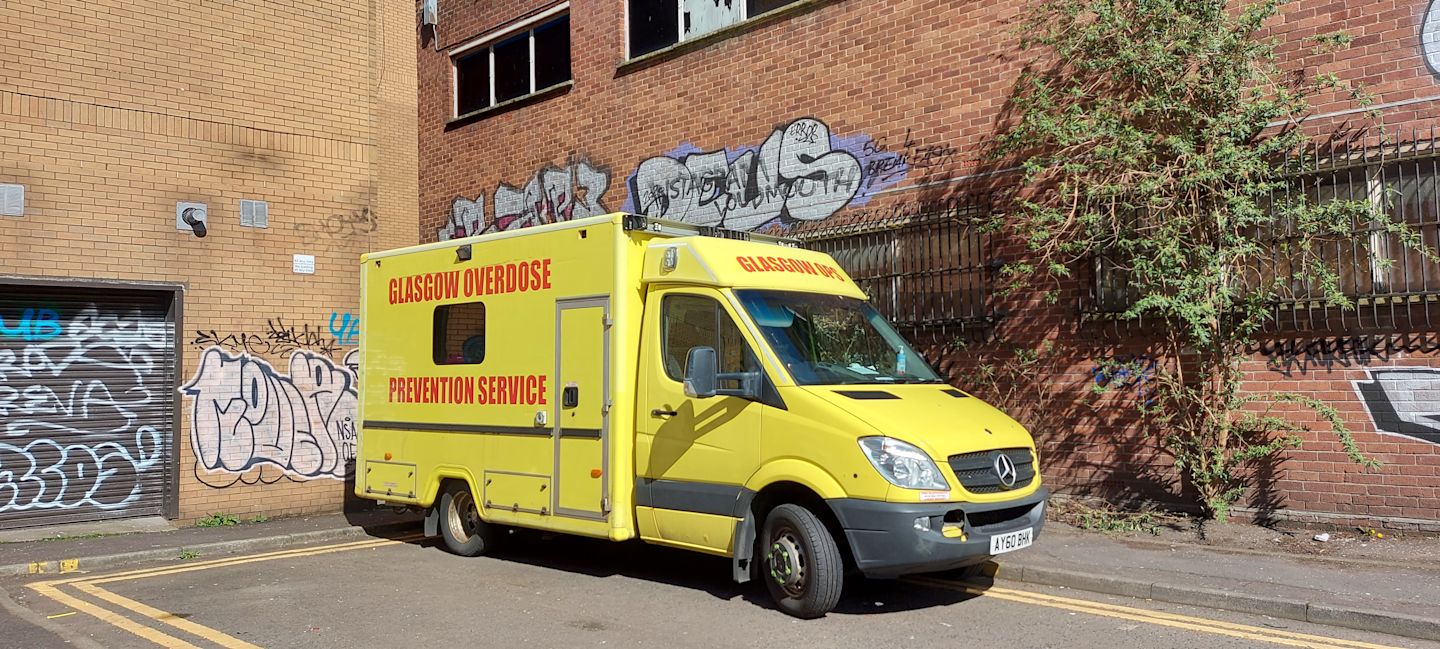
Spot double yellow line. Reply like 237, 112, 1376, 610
27, 535, 420, 649
26, 536, 1410, 649
906, 576, 1407, 649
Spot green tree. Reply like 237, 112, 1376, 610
988, 0, 1416, 519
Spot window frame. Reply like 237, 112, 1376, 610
449, 3, 571, 120
658, 292, 761, 386
432, 300, 489, 365
624, 0, 808, 61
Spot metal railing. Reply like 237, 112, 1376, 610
1089, 127, 1440, 333
801, 195, 996, 334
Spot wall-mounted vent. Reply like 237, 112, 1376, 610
240, 199, 269, 228
422, 0, 437, 26
176, 201, 208, 232
0, 184, 23, 217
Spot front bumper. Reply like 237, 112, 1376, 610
828, 487, 1049, 578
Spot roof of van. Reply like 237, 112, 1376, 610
361, 213, 798, 261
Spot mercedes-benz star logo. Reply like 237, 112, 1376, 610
993, 453, 1018, 488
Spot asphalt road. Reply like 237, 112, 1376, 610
3, 530, 1436, 649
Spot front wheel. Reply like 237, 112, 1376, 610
761, 504, 845, 618
438, 482, 498, 557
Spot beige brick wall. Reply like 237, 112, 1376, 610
0, 0, 418, 523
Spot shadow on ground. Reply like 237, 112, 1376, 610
383, 524, 984, 615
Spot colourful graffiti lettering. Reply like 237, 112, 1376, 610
0, 308, 62, 341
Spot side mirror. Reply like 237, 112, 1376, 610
683, 346, 718, 399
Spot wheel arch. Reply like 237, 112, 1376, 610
423, 470, 479, 538
733, 478, 856, 583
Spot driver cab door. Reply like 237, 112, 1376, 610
637, 288, 764, 551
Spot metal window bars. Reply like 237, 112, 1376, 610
799, 194, 997, 337
1087, 125, 1440, 334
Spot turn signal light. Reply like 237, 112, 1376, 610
590, 469, 602, 478
384, 452, 393, 460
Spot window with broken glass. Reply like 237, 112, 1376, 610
628, 0, 803, 58
453, 12, 571, 117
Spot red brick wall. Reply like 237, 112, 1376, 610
417, 0, 1440, 526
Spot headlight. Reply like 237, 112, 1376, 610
858, 437, 950, 491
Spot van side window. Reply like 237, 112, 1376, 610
433, 302, 487, 364
661, 295, 757, 385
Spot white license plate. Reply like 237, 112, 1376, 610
989, 527, 1033, 555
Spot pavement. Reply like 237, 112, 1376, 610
1002, 523, 1440, 642
0, 510, 1437, 643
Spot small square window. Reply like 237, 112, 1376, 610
434, 301, 487, 364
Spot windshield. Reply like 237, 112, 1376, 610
736, 290, 942, 385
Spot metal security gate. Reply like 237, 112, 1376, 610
0, 285, 177, 529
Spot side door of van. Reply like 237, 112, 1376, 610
636, 288, 763, 553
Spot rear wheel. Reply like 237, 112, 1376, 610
761, 504, 844, 619
438, 482, 498, 557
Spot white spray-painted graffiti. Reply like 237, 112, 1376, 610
1351, 368, 1440, 446
440, 160, 611, 240
622, 118, 908, 231
1425, 0, 1440, 78
182, 347, 359, 487
0, 306, 168, 513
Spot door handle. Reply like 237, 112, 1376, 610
651, 408, 678, 418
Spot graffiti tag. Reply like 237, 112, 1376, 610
0, 308, 62, 342
1425, 0, 1439, 78
1351, 368, 1440, 446
0, 306, 168, 513
623, 118, 907, 231
182, 348, 359, 487
1090, 354, 1157, 405
295, 207, 379, 239
329, 312, 359, 346
191, 318, 341, 357
440, 160, 610, 240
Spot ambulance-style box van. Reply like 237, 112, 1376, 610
357, 213, 1047, 618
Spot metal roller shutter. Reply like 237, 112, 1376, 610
0, 286, 176, 529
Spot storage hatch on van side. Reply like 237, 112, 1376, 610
364, 461, 417, 499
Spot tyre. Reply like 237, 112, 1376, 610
761, 504, 845, 618
438, 482, 498, 557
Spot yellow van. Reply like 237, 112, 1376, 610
357, 213, 1046, 618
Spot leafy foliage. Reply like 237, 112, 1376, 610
990, 0, 1403, 519
195, 513, 240, 528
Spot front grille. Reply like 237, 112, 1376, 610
947, 448, 1035, 494
966, 503, 1039, 531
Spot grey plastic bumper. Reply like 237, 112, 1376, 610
828, 487, 1049, 578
